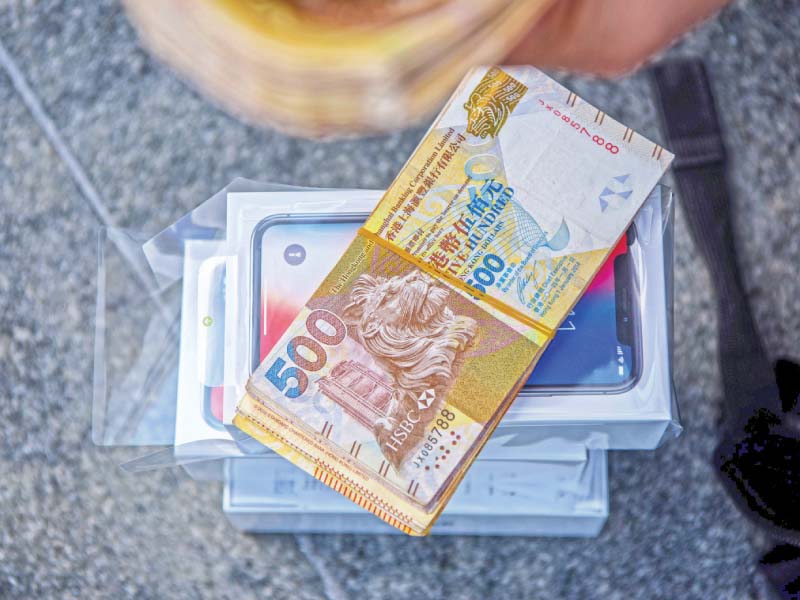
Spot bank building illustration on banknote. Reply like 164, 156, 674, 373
316, 269, 478, 469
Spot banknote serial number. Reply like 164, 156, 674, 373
539, 99, 619, 155
265, 310, 346, 398
411, 409, 457, 469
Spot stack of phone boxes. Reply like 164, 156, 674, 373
166, 183, 675, 536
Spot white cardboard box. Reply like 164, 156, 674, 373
223, 451, 608, 537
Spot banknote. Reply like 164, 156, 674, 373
235, 66, 673, 534
363, 66, 672, 334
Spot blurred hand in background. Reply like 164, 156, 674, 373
506, 0, 731, 76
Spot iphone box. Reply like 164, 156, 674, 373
222, 451, 608, 537
174, 185, 677, 467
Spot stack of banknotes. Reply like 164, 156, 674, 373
123, 0, 554, 137
231, 65, 673, 535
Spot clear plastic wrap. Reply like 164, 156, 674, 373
92, 179, 679, 474
93, 227, 179, 447
92, 180, 360, 464
143, 178, 327, 291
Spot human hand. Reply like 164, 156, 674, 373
506, 0, 731, 76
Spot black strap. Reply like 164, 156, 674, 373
651, 58, 800, 553
650, 59, 775, 423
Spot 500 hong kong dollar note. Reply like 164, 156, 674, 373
234, 65, 673, 535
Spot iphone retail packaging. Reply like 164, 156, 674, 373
223, 451, 608, 537
174, 185, 675, 467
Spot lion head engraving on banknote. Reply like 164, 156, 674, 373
463, 67, 527, 139
335, 269, 477, 469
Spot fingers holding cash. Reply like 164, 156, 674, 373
123, 0, 554, 137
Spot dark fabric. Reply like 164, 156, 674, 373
777, 358, 800, 414
761, 545, 800, 599
651, 59, 800, 553
714, 381, 800, 541
651, 59, 774, 421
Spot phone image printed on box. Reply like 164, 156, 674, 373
525, 227, 641, 392
249, 214, 641, 396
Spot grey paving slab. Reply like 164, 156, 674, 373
0, 0, 798, 598
0, 71, 327, 600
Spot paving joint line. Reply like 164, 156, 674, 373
0, 38, 115, 228
295, 534, 349, 600
0, 39, 168, 304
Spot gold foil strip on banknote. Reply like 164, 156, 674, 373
234, 66, 673, 534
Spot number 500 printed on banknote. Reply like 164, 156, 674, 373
235, 66, 673, 535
